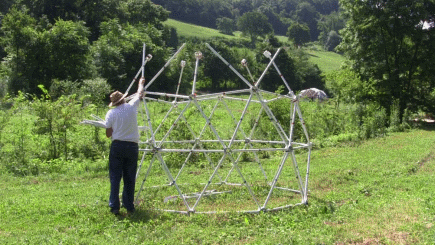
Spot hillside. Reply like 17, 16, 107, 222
164, 18, 346, 73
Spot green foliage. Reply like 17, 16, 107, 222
256, 97, 391, 149
153, 0, 340, 38
163, 19, 247, 42
201, 41, 242, 91
287, 22, 311, 46
166, 27, 179, 48
91, 19, 171, 92
43, 20, 92, 82
290, 49, 325, 91
153, 0, 233, 28
1, 92, 39, 175
237, 11, 274, 45
0, 83, 114, 175
324, 30, 341, 51
1, 0, 171, 95
31, 85, 82, 160
1, 7, 94, 94
0, 6, 38, 92
116, 0, 169, 25
325, 67, 367, 104
339, 0, 435, 123
216, 17, 235, 35
294, 2, 320, 41
0, 96, 13, 150
80, 78, 112, 106
317, 11, 346, 47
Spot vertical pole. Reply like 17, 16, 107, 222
304, 148, 311, 204
142, 43, 146, 78
192, 52, 202, 95
174, 61, 186, 103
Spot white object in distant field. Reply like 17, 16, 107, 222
299, 88, 328, 101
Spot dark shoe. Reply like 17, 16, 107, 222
127, 209, 135, 215
111, 209, 120, 215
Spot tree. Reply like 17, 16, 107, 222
325, 67, 367, 105
1, 6, 40, 92
287, 22, 311, 47
91, 19, 171, 92
294, 2, 320, 41
202, 41, 240, 91
1, 7, 94, 94
237, 11, 273, 45
116, 0, 169, 26
324, 30, 341, 51
339, 0, 435, 123
216, 17, 235, 35
200, 0, 232, 28
43, 20, 92, 83
317, 11, 346, 46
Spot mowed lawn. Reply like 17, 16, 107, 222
1, 127, 435, 244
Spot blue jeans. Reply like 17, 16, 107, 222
109, 140, 138, 211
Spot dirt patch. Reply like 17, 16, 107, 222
384, 232, 410, 244
418, 152, 434, 168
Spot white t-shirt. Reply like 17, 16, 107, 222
105, 95, 141, 143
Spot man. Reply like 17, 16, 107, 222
105, 77, 145, 215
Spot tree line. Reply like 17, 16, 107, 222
0, 0, 328, 100
0, 0, 177, 97
152, 0, 344, 46
1, 0, 434, 127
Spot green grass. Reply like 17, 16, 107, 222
164, 19, 244, 41
2, 128, 435, 244
306, 48, 346, 73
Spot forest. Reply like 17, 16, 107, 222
152, 0, 341, 39
0, 0, 347, 98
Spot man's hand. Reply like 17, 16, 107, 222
139, 77, 145, 86
106, 127, 113, 138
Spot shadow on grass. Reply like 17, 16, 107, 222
117, 208, 170, 223
419, 123, 435, 131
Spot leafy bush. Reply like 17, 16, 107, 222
256, 97, 390, 148
0, 89, 409, 176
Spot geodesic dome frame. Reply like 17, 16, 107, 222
83, 43, 312, 214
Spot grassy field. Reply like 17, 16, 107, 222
164, 19, 243, 41
1, 127, 435, 244
164, 18, 345, 73
306, 48, 346, 73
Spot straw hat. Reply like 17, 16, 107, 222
109, 91, 126, 107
